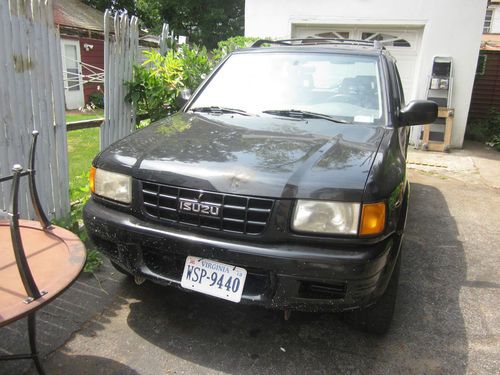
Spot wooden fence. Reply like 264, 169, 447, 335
101, 12, 175, 150
0, 0, 69, 220
101, 11, 139, 149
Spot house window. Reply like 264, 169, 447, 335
361, 32, 411, 47
64, 44, 80, 91
476, 55, 487, 75
313, 31, 350, 39
484, 8, 494, 33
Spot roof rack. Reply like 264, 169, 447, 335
251, 38, 385, 50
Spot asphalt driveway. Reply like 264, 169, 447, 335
2, 164, 499, 374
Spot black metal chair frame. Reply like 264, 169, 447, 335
0, 131, 52, 375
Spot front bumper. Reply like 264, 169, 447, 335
83, 199, 401, 312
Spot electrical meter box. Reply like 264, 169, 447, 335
421, 56, 454, 151
427, 56, 453, 107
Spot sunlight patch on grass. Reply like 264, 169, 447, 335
67, 127, 100, 202
66, 109, 104, 123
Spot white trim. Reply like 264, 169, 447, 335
60, 38, 85, 109
289, 17, 428, 28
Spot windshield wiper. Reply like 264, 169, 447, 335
262, 109, 351, 124
190, 106, 250, 116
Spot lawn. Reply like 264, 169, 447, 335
66, 126, 103, 272
65, 109, 103, 201
66, 109, 104, 123
67, 127, 100, 202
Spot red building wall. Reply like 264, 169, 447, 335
79, 37, 104, 105
469, 51, 500, 120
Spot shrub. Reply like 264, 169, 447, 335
89, 91, 104, 109
125, 45, 212, 122
125, 36, 261, 123
177, 44, 213, 91
211, 36, 260, 63
466, 109, 500, 151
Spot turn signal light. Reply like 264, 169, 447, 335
89, 166, 96, 193
360, 202, 386, 236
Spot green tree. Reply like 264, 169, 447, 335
83, 0, 136, 13
81, 0, 245, 49
149, 0, 245, 49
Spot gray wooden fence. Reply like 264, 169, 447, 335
101, 12, 176, 150
0, 0, 69, 220
101, 10, 139, 149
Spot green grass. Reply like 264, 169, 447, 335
66, 109, 104, 123
67, 127, 100, 202
59, 126, 102, 272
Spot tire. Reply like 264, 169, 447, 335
344, 251, 401, 335
110, 260, 132, 277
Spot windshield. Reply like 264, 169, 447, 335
189, 52, 384, 124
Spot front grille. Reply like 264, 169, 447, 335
140, 181, 274, 235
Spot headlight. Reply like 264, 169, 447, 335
90, 167, 132, 204
292, 200, 360, 235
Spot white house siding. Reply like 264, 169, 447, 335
245, 0, 488, 148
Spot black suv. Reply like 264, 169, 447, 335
83, 39, 437, 334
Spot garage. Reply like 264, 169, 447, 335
246, 0, 487, 148
292, 25, 423, 100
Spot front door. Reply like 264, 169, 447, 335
61, 39, 85, 110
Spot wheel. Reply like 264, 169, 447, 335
110, 260, 132, 276
344, 251, 401, 335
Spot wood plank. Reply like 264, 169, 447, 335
51, 4, 71, 217
102, 10, 111, 149
115, 13, 126, 142
0, 0, 13, 210
7, 0, 31, 217
30, 0, 53, 219
38, 0, 59, 219
66, 119, 104, 131
443, 113, 453, 151
422, 107, 454, 152
44, 0, 64, 218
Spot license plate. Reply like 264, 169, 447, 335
181, 256, 247, 303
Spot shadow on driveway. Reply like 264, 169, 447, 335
41, 353, 140, 375
117, 182, 468, 374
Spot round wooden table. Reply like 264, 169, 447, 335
0, 220, 86, 373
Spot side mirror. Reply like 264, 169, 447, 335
175, 89, 192, 108
399, 100, 438, 126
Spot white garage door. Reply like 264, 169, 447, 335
292, 26, 423, 100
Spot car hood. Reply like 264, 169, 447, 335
95, 112, 386, 201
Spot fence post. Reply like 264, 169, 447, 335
160, 23, 169, 54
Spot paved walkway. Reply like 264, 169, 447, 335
408, 141, 500, 189
0, 262, 126, 375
